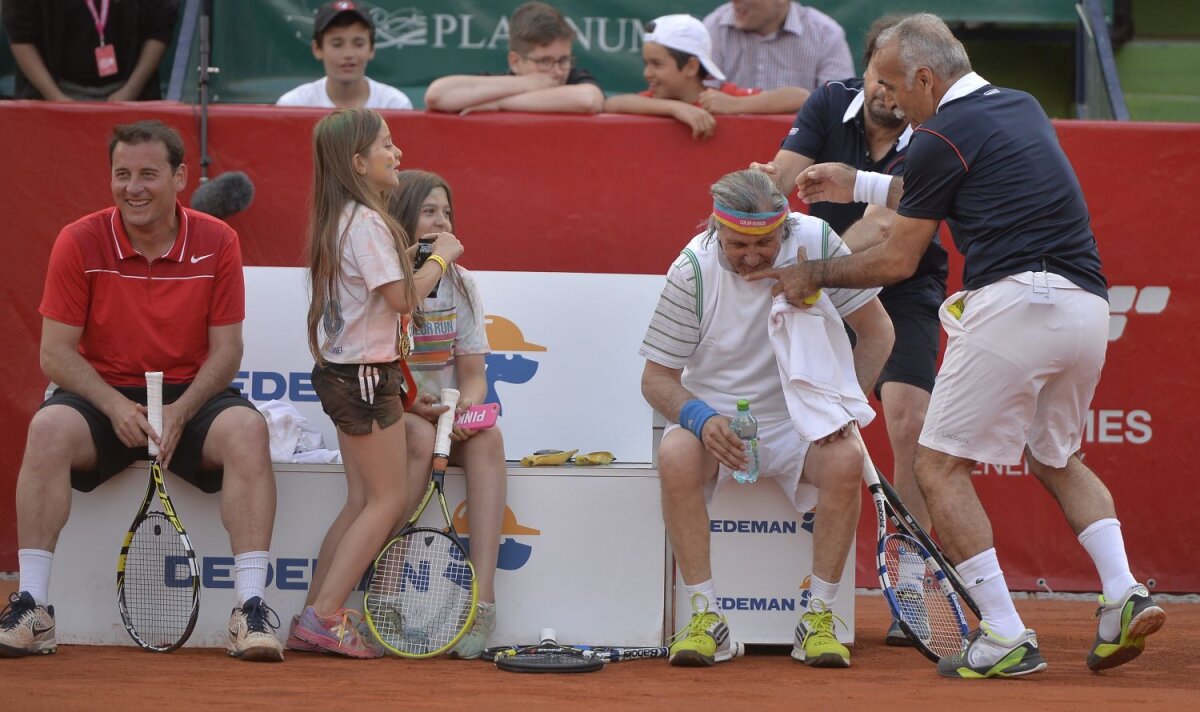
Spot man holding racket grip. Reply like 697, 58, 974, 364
767, 14, 1165, 678
1, 121, 283, 662
640, 169, 893, 668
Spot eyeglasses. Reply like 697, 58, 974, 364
521, 54, 575, 71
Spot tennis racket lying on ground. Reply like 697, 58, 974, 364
852, 425, 972, 663
365, 387, 478, 657
488, 629, 746, 673
116, 371, 201, 652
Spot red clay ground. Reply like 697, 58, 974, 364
2, 581, 1195, 711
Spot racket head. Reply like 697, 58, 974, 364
879, 532, 970, 663
876, 474, 982, 621
116, 480, 201, 651
484, 644, 670, 664
494, 645, 605, 673
364, 526, 478, 658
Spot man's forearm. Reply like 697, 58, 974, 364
726, 87, 810, 115
171, 345, 240, 421
42, 345, 125, 413
497, 84, 604, 113
808, 243, 913, 290
604, 94, 677, 118
117, 39, 168, 97
426, 75, 545, 112
850, 317, 894, 395
10, 43, 69, 100
641, 366, 696, 423
839, 205, 893, 253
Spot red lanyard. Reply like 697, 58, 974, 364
85, 0, 111, 46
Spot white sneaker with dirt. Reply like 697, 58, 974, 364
448, 601, 497, 659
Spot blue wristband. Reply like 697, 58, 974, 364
679, 399, 718, 440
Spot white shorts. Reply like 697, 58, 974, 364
663, 418, 818, 512
919, 273, 1109, 468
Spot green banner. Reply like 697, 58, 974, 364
3, 1, 1104, 105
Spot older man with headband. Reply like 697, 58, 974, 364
639, 169, 893, 668
762, 13, 1165, 678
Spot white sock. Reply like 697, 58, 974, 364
18, 549, 53, 606
1077, 518, 1138, 602
684, 579, 718, 612
233, 551, 269, 606
957, 548, 1025, 640
806, 574, 839, 610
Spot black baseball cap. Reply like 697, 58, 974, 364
313, 1, 374, 40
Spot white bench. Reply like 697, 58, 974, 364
49, 461, 854, 648
50, 462, 668, 649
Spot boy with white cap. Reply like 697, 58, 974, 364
604, 14, 809, 139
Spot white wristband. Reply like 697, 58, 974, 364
853, 170, 893, 206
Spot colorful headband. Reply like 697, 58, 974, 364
713, 201, 788, 235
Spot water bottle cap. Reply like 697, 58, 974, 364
736, 399, 749, 410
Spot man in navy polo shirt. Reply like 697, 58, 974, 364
752, 15, 948, 648
755, 13, 1164, 678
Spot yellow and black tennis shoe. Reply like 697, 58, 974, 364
792, 601, 850, 668
1086, 584, 1165, 672
669, 594, 732, 667
937, 624, 1047, 679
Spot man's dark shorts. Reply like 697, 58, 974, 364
311, 361, 407, 436
41, 384, 259, 493
874, 295, 941, 398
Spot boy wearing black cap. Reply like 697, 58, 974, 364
277, 1, 412, 109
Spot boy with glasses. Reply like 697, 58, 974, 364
424, 2, 603, 115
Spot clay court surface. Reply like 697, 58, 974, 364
4, 581, 1196, 712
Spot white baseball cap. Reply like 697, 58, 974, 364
643, 14, 726, 82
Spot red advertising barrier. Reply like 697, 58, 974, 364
0, 103, 1196, 591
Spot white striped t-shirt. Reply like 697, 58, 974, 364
640, 214, 879, 370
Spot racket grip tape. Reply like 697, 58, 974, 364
145, 371, 163, 457
434, 388, 460, 457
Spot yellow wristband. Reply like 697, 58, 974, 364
427, 254, 449, 274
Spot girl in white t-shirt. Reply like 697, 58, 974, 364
291, 109, 463, 658
388, 170, 507, 659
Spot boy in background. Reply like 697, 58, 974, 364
604, 14, 808, 140
424, 2, 603, 115
277, 1, 412, 110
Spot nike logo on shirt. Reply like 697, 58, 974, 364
190, 253, 215, 264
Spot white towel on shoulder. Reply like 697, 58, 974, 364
768, 294, 875, 441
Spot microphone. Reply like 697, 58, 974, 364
190, 171, 254, 219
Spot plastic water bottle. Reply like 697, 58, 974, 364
730, 399, 760, 484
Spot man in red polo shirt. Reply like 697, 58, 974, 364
0, 121, 284, 662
